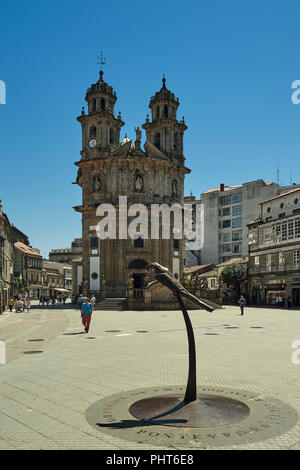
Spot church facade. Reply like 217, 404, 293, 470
74, 70, 191, 305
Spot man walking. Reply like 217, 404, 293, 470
81, 298, 93, 333
238, 295, 246, 315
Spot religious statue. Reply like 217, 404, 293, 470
134, 126, 142, 149
93, 176, 101, 192
172, 179, 178, 197
134, 174, 143, 192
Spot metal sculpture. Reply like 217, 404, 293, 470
147, 262, 214, 403
129, 262, 250, 428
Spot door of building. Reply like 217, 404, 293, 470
293, 288, 300, 306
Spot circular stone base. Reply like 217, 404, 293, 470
129, 394, 250, 428
86, 385, 299, 448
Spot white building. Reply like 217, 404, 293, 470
199, 180, 300, 265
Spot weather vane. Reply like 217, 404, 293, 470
97, 50, 107, 71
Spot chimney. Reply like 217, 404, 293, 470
220, 184, 225, 192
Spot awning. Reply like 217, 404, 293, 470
54, 288, 71, 292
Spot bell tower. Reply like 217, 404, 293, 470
142, 77, 187, 164
77, 70, 124, 159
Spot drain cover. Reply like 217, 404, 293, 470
204, 333, 219, 335
251, 327, 263, 329
225, 327, 239, 329
137, 331, 149, 333
24, 351, 44, 354
105, 330, 122, 333
28, 339, 45, 342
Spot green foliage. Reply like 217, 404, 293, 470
219, 263, 247, 285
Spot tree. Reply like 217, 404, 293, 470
218, 263, 248, 297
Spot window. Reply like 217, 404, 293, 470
233, 244, 241, 254
92, 99, 96, 112
164, 105, 168, 117
231, 192, 242, 203
100, 98, 105, 111
222, 244, 232, 253
174, 133, 178, 150
109, 128, 114, 145
222, 220, 231, 228
295, 218, 300, 238
222, 207, 230, 216
134, 237, 144, 248
288, 221, 294, 240
282, 222, 287, 241
275, 223, 281, 242
232, 231, 242, 241
156, 106, 159, 119
173, 239, 179, 250
155, 133, 161, 149
294, 250, 300, 268
89, 127, 96, 138
90, 238, 99, 249
266, 254, 272, 272
255, 256, 260, 266
223, 233, 231, 242
210, 279, 216, 288
232, 205, 242, 216
232, 218, 242, 228
219, 195, 231, 206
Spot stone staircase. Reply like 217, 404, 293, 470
95, 298, 126, 311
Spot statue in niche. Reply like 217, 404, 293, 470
134, 174, 143, 192
93, 176, 101, 192
172, 179, 178, 197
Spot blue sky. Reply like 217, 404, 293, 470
1, 0, 300, 257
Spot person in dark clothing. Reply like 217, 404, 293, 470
238, 295, 246, 315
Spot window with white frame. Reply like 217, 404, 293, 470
295, 218, 300, 238
232, 205, 242, 216
294, 250, 300, 268
266, 254, 272, 272
254, 256, 260, 266
281, 222, 287, 241
232, 218, 242, 228
288, 221, 294, 240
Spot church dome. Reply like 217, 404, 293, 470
120, 134, 130, 146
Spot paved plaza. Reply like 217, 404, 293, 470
0, 303, 300, 450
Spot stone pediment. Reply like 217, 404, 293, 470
144, 141, 169, 161
111, 140, 133, 157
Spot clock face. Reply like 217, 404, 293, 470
88, 138, 97, 149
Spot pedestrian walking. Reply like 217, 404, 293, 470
238, 295, 246, 315
8, 298, 14, 312
90, 295, 96, 308
275, 295, 280, 308
81, 298, 93, 333
26, 298, 31, 312
78, 294, 85, 309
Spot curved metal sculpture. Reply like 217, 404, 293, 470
147, 262, 214, 403
129, 262, 250, 428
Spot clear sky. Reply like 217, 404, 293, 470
1, 0, 300, 257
